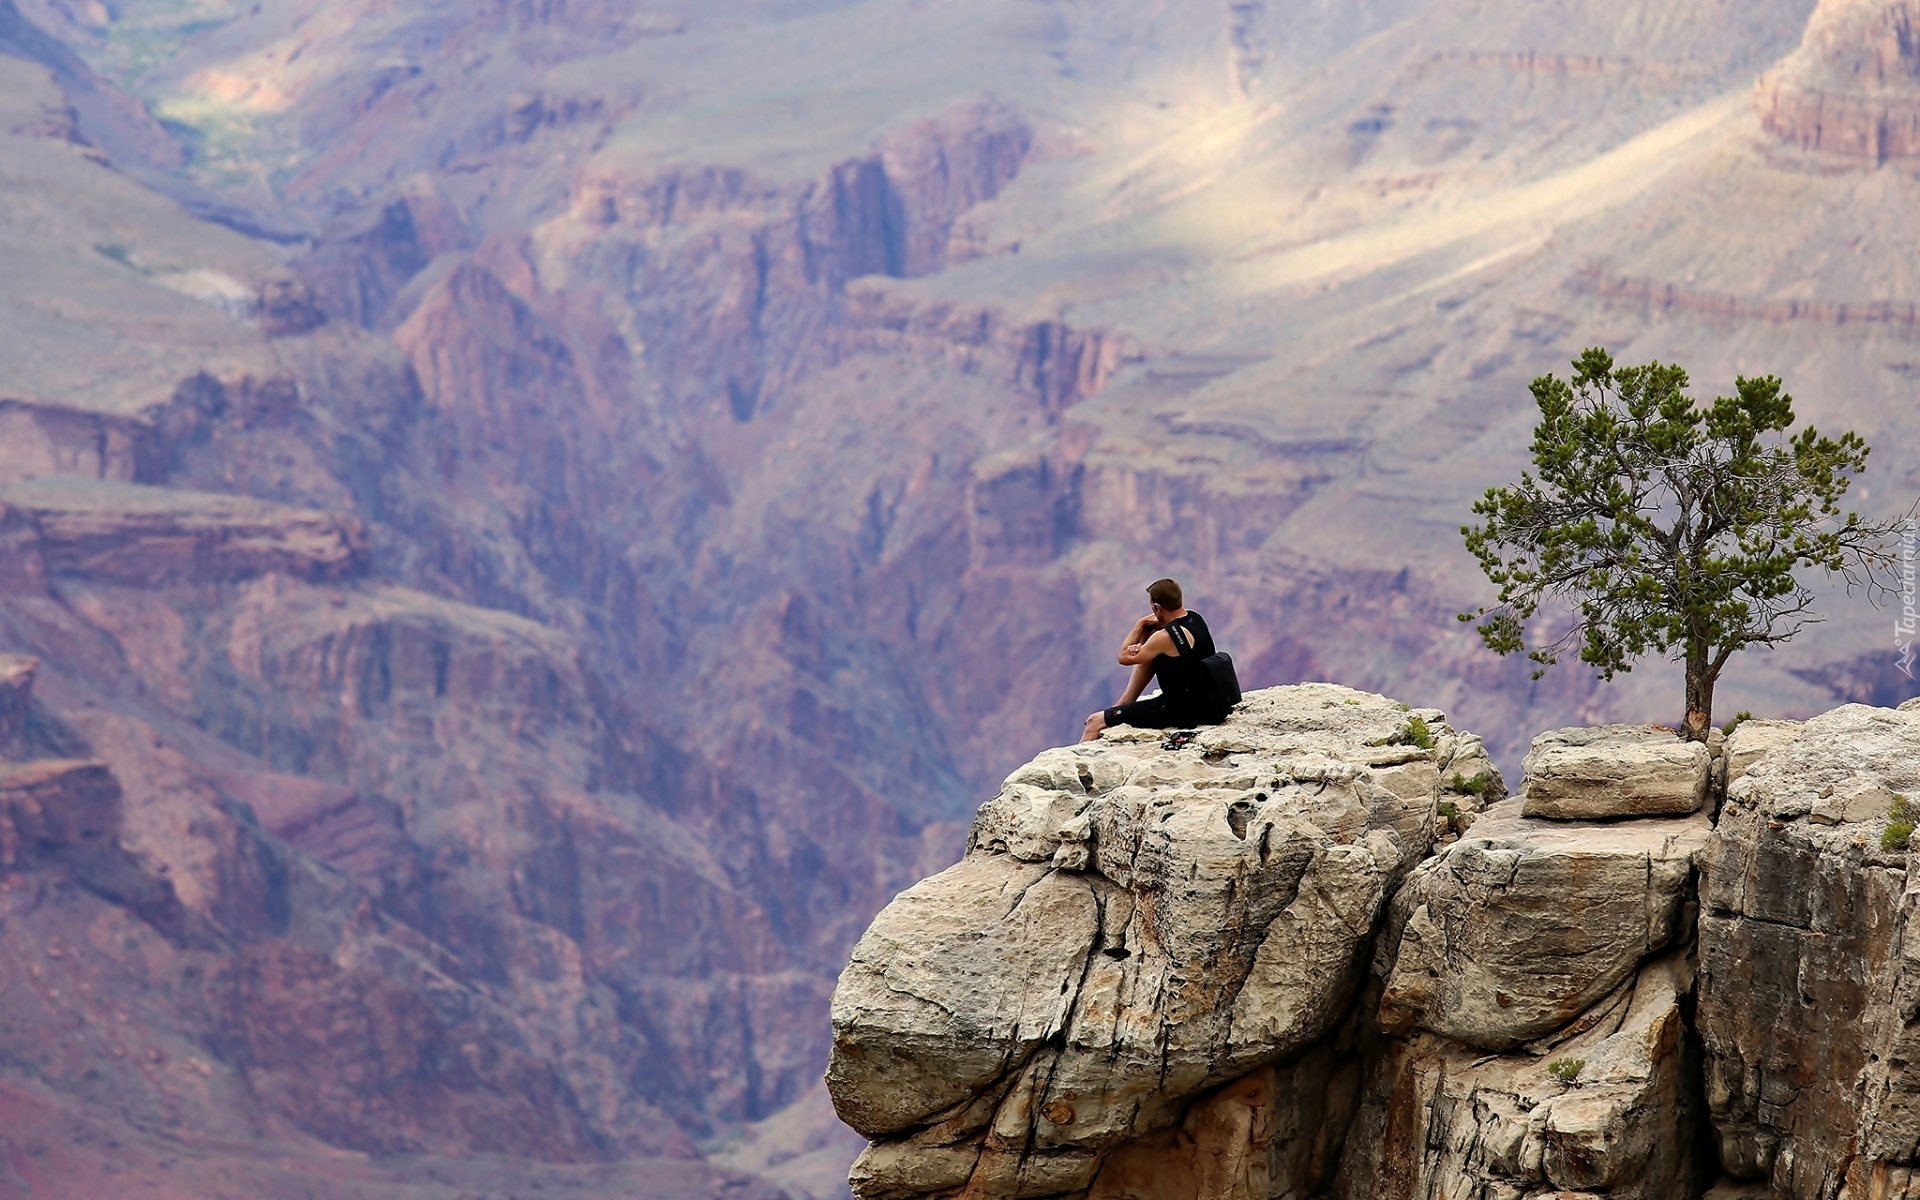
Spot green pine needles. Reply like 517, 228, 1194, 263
1461, 349, 1906, 740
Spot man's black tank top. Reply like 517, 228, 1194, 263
1153, 611, 1219, 718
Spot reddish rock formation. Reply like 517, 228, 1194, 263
300, 180, 471, 329
0, 757, 118, 867
1573, 263, 1920, 329
0, 478, 369, 583
838, 287, 1132, 420
0, 597, 715, 1174
0, 397, 153, 484
1756, 0, 1920, 161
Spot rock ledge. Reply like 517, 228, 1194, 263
827, 684, 1498, 1200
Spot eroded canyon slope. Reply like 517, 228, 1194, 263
1, 0, 1919, 1195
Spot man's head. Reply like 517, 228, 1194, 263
1147, 577, 1183, 617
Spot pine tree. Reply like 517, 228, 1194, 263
1461, 348, 1906, 740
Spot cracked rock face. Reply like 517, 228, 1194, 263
1377, 801, 1710, 1050
826, 685, 1497, 1200
1698, 704, 1920, 1198
1341, 951, 1703, 1200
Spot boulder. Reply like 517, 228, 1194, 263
1520, 725, 1709, 819
1698, 703, 1920, 1200
827, 685, 1498, 1200
1339, 952, 1702, 1200
1377, 800, 1710, 1050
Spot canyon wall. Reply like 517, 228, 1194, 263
0, 0, 1917, 1195
829, 688, 1920, 1200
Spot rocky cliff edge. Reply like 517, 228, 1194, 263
828, 685, 1920, 1200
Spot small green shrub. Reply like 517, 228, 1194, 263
1405, 715, 1437, 750
1546, 1057, 1585, 1084
1367, 716, 1437, 751
1449, 770, 1494, 796
1437, 800, 1461, 833
1883, 794, 1915, 852
1721, 710, 1754, 735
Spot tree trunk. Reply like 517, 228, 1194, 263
1683, 645, 1715, 742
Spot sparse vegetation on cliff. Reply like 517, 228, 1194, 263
1547, 1056, 1586, 1084
1462, 347, 1906, 740
1449, 769, 1496, 796
1884, 794, 1915, 851
1370, 714, 1438, 750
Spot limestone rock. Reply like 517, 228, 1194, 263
827, 684, 1488, 1199
1520, 725, 1709, 820
1698, 703, 1920, 1198
1377, 801, 1709, 1051
1340, 952, 1702, 1200
1724, 719, 1803, 786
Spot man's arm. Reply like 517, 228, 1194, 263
1121, 618, 1159, 664
1115, 614, 1156, 664
1119, 628, 1175, 668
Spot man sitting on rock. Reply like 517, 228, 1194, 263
1081, 578, 1226, 741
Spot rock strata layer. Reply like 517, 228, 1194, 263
0, 478, 368, 583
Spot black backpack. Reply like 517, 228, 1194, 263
1169, 621, 1242, 715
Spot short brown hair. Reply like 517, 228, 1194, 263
1147, 578, 1182, 609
